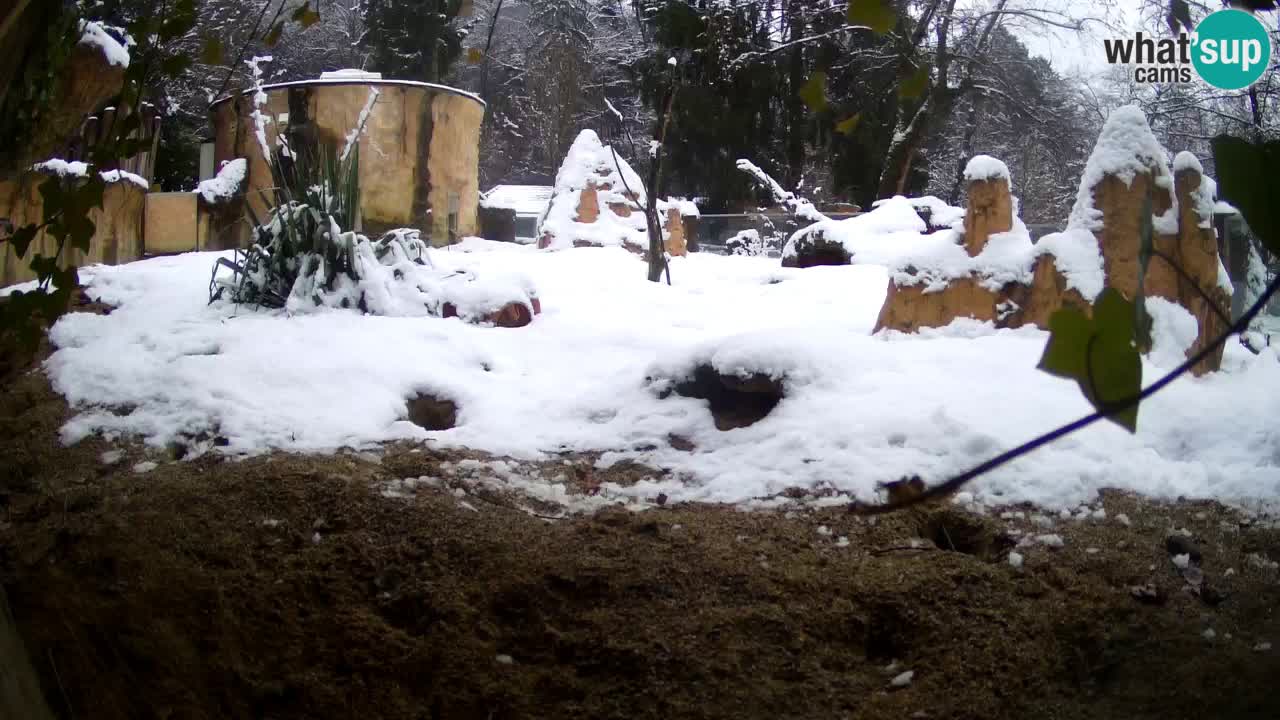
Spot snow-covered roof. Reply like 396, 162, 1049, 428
481, 185, 554, 216
320, 69, 383, 81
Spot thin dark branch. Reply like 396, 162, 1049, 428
1149, 248, 1233, 326
479, 0, 505, 99
852, 274, 1280, 515
211, 0, 287, 105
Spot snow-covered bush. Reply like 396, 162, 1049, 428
210, 142, 537, 323
727, 229, 768, 257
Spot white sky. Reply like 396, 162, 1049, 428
1009, 0, 1145, 77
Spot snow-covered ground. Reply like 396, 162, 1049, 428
10, 240, 1280, 511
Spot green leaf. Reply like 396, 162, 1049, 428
899, 64, 930, 100
5, 225, 39, 259
799, 72, 828, 112
29, 254, 58, 281
848, 0, 896, 34
37, 179, 64, 220
835, 114, 861, 135
201, 36, 225, 65
1037, 306, 1092, 380
1093, 287, 1136, 343
1038, 288, 1145, 433
66, 212, 96, 254
291, 2, 322, 28
77, 177, 107, 212
1211, 135, 1280, 257
1084, 333, 1142, 432
265, 20, 285, 47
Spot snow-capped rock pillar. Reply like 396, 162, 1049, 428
1171, 155, 1232, 375
962, 156, 1013, 257
1068, 106, 1231, 375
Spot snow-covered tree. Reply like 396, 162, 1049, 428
359, 0, 472, 83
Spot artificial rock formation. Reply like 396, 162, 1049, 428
874, 161, 1082, 334
537, 130, 688, 258
875, 107, 1235, 376
962, 176, 1013, 256
1088, 153, 1230, 375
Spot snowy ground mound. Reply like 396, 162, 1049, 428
14, 239, 1280, 511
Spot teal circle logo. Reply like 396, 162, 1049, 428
1192, 9, 1272, 90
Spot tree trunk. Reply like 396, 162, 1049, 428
784, 2, 806, 189
948, 99, 981, 205
647, 85, 677, 283
877, 96, 932, 198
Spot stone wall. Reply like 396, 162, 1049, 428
211, 82, 485, 249
0, 175, 144, 285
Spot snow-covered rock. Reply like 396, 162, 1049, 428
196, 159, 248, 205
538, 130, 648, 252
78, 21, 131, 69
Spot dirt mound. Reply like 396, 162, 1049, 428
2, 363, 1280, 719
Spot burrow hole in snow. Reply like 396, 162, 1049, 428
406, 393, 458, 431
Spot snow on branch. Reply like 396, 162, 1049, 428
736, 159, 829, 223
246, 56, 275, 166
342, 88, 382, 162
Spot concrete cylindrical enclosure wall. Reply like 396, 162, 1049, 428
210, 79, 485, 248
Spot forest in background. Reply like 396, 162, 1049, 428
84, 0, 1279, 223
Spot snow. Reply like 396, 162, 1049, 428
790, 194, 1038, 294
1068, 105, 1171, 232
98, 169, 149, 190
246, 56, 275, 166
33, 159, 89, 178
34, 159, 149, 190
902, 196, 965, 230
1036, 533, 1065, 548
539, 130, 648, 250
1146, 298, 1199, 369
889, 670, 914, 688
319, 69, 383, 81
1172, 553, 1191, 569
17, 241, 1280, 513
196, 159, 247, 204
79, 21, 130, 68
964, 155, 1011, 183
783, 195, 928, 262
1008, 551, 1024, 568
1172, 151, 1203, 175
671, 198, 701, 218
482, 185, 553, 216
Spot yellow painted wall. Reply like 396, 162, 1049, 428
0, 175, 144, 286
211, 82, 485, 249
144, 192, 210, 255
